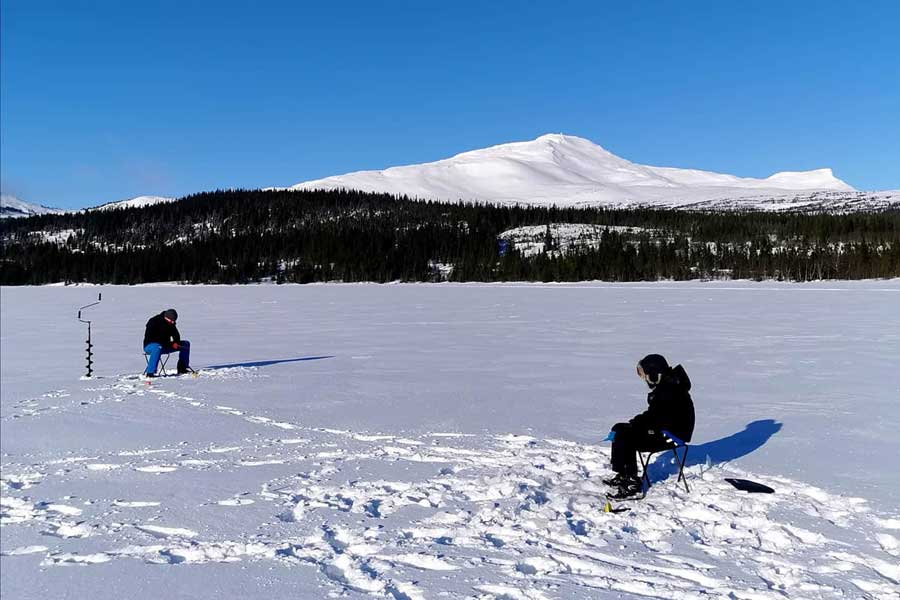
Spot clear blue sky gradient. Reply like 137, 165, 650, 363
2, 1, 898, 209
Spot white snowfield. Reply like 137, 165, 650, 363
1, 282, 899, 599
0, 194, 65, 219
1, 194, 176, 219
499, 224, 666, 257
90, 195, 177, 211
284, 134, 898, 212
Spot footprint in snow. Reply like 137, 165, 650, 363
134, 524, 198, 539
134, 465, 178, 473
216, 498, 255, 506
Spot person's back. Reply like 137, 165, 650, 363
144, 312, 179, 348
640, 363, 694, 442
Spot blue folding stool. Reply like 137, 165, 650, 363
638, 429, 690, 493
143, 352, 171, 376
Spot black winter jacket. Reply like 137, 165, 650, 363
629, 364, 695, 442
143, 312, 181, 348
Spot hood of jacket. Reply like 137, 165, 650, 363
664, 364, 691, 392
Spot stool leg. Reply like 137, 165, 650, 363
673, 446, 690, 493
639, 452, 654, 494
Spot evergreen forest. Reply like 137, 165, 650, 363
1, 189, 898, 285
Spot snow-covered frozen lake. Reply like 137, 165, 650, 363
2, 282, 899, 599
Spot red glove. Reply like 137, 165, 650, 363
172, 343, 179, 350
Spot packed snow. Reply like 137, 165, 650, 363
281, 134, 897, 212
2, 282, 899, 599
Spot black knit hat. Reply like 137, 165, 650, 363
637, 354, 669, 386
163, 309, 178, 321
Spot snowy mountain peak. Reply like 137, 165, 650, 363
286, 134, 862, 210
451, 133, 619, 165
764, 168, 852, 190
91, 195, 176, 211
0, 194, 64, 219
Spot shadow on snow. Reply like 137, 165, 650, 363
203, 355, 335, 370
646, 419, 783, 484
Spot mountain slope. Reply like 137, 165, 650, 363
0, 194, 64, 219
286, 134, 873, 210
91, 195, 176, 211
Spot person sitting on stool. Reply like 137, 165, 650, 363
143, 308, 191, 377
604, 354, 695, 499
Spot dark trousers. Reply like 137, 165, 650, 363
611, 422, 670, 476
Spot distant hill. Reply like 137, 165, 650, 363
91, 195, 176, 211
281, 134, 896, 212
0, 194, 64, 219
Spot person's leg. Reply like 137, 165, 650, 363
633, 430, 671, 455
631, 430, 671, 483
144, 343, 162, 375
610, 423, 639, 477
607, 423, 646, 498
176, 340, 191, 372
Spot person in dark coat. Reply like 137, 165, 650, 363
143, 309, 192, 376
604, 354, 695, 498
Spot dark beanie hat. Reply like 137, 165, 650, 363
638, 354, 669, 384
163, 309, 178, 321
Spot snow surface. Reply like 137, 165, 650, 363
91, 195, 176, 211
0, 194, 175, 218
0, 194, 64, 219
282, 134, 895, 212
2, 282, 899, 599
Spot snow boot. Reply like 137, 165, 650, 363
602, 473, 628, 487
607, 475, 643, 500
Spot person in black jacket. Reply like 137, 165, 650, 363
604, 354, 695, 499
143, 309, 192, 376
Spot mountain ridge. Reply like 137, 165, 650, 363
285, 134, 868, 210
0, 194, 64, 219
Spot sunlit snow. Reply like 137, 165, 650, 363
2, 282, 898, 599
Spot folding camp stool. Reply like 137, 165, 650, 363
144, 352, 171, 376
638, 429, 690, 494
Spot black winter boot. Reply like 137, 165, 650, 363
602, 473, 628, 487
607, 475, 643, 500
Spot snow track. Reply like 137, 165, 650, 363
3, 282, 899, 599
2, 369, 898, 599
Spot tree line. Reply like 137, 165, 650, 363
1, 188, 898, 285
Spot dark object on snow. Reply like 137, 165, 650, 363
77, 293, 102, 377
725, 478, 775, 494
628, 362, 695, 443
604, 502, 631, 513
606, 474, 643, 500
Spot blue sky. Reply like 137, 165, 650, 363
2, 1, 898, 209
